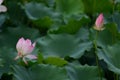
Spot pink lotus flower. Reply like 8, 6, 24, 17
0, 0, 7, 12
94, 13, 104, 31
15, 37, 37, 64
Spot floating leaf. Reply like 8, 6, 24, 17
98, 42, 120, 74
66, 64, 106, 80
49, 15, 90, 34
13, 64, 70, 80
37, 34, 92, 58
44, 56, 67, 66
24, 2, 58, 20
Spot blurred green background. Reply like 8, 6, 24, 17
1, 0, 120, 80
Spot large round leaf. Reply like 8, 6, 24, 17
49, 15, 90, 34
13, 64, 70, 80
37, 33, 92, 58
98, 42, 120, 74
66, 64, 106, 80
24, 2, 58, 20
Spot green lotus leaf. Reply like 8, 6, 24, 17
98, 42, 120, 74
66, 64, 106, 80
13, 64, 70, 80
37, 34, 92, 58
55, 0, 84, 16
44, 56, 67, 66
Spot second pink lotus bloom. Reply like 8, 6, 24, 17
0, 0, 7, 12
15, 37, 37, 64
94, 13, 104, 31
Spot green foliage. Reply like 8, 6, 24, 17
0, 26, 39, 48
98, 42, 120, 74
44, 56, 67, 66
1, 0, 120, 80
82, 0, 113, 15
56, 0, 84, 15
13, 64, 69, 80
66, 64, 106, 80
25, 2, 55, 20
0, 48, 16, 78
90, 23, 119, 47
49, 15, 90, 34
37, 33, 92, 58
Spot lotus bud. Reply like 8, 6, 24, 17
94, 13, 104, 31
